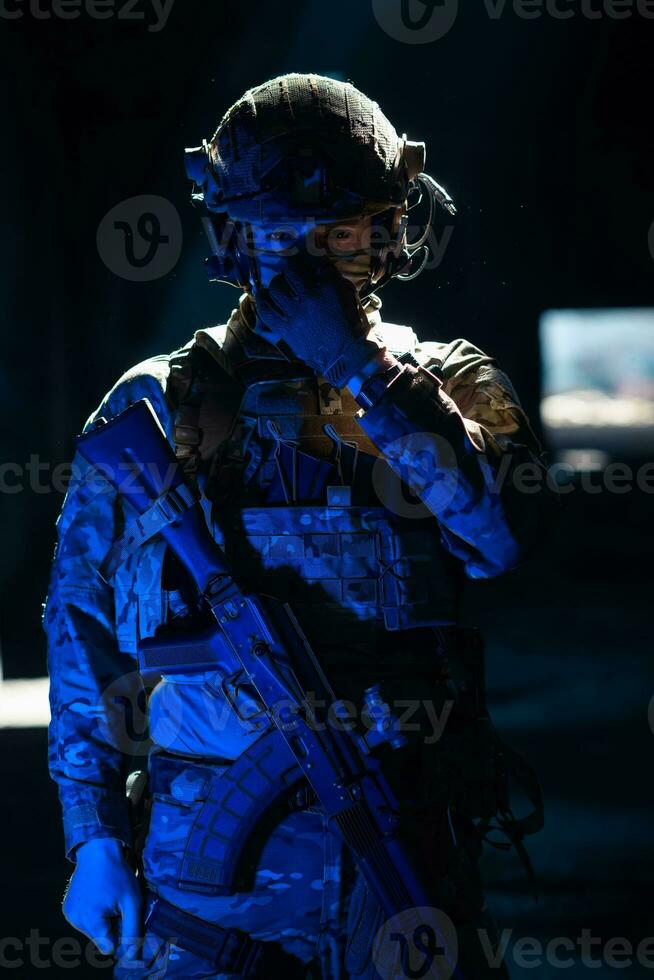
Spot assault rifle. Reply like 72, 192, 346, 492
78, 397, 463, 980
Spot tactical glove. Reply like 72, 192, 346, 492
252, 251, 382, 388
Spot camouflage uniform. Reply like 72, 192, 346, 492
45, 288, 551, 977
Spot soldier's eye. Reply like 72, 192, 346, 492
267, 231, 294, 242
327, 228, 358, 252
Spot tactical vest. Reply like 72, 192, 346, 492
109, 313, 469, 662
112, 309, 543, 882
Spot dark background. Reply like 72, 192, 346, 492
1, 0, 652, 975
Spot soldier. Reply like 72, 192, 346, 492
44, 73, 554, 978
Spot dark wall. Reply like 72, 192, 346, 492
2, 4, 653, 974
1, 0, 652, 674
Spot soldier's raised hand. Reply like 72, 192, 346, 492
253, 251, 382, 388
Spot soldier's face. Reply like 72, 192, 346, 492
247, 215, 374, 291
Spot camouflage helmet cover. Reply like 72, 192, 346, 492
186, 72, 426, 221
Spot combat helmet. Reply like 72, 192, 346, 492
185, 72, 455, 297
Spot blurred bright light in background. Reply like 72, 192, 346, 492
540, 309, 654, 462
0, 678, 49, 728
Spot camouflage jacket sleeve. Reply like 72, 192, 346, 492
43, 356, 172, 860
357, 337, 557, 578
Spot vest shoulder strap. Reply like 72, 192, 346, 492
166, 337, 244, 479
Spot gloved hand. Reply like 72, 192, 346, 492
63, 837, 143, 961
252, 251, 383, 388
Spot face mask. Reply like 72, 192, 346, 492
328, 250, 373, 291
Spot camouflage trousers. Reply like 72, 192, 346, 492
113, 753, 510, 979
